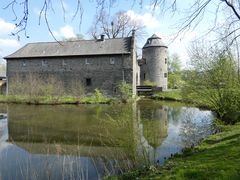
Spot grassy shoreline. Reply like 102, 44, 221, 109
151, 90, 213, 110
0, 95, 113, 105
113, 90, 240, 179
119, 122, 240, 179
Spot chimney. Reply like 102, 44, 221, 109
100, 34, 105, 41
132, 29, 136, 38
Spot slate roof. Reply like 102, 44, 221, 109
5, 37, 132, 59
143, 34, 167, 49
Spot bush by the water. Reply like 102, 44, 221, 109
183, 45, 240, 124
117, 81, 132, 102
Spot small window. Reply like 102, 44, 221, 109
143, 73, 146, 80
164, 73, 168, 78
110, 57, 115, 65
62, 59, 67, 66
85, 58, 90, 64
86, 78, 92, 86
165, 58, 167, 64
22, 61, 26, 67
42, 60, 47, 66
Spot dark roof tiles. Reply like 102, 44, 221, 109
143, 34, 167, 49
5, 37, 132, 59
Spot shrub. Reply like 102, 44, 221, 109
182, 51, 240, 124
94, 88, 104, 102
117, 81, 132, 102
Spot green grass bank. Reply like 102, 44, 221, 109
0, 95, 113, 105
110, 122, 240, 179
151, 90, 183, 101
110, 90, 240, 179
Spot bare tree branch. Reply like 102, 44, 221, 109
89, 11, 146, 40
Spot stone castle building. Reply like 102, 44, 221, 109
139, 34, 168, 90
5, 33, 167, 96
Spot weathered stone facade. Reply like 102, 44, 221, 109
140, 34, 168, 90
7, 55, 134, 96
5, 34, 138, 96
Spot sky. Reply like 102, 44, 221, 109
0, 0, 225, 68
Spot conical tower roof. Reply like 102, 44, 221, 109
143, 34, 167, 49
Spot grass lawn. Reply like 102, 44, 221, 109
0, 95, 112, 105
117, 122, 240, 179
152, 90, 183, 101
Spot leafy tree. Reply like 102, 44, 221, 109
183, 41, 240, 124
168, 53, 181, 73
0, 64, 6, 76
168, 54, 183, 89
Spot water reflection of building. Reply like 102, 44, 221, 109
0, 116, 8, 142
135, 100, 168, 163
5, 104, 137, 179
7, 104, 134, 160
0, 104, 8, 142
142, 107, 168, 148
5, 102, 169, 176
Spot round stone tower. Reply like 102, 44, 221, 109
141, 34, 168, 90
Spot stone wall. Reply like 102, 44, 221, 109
141, 46, 168, 90
7, 54, 133, 96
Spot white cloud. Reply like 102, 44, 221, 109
155, 31, 198, 68
52, 25, 76, 39
126, 10, 160, 29
0, 38, 20, 49
0, 38, 21, 60
33, 8, 41, 16
0, 18, 15, 36
62, 1, 70, 11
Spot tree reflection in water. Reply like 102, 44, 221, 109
179, 108, 215, 147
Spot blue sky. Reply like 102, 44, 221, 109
0, 0, 225, 67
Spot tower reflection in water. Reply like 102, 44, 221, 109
135, 100, 168, 165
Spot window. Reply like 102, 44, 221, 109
62, 59, 67, 66
165, 58, 167, 64
143, 73, 146, 80
110, 57, 115, 65
42, 60, 47, 66
86, 78, 92, 86
85, 58, 90, 64
164, 73, 168, 78
22, 60, 26, 67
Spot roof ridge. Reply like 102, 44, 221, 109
25, 36, 131, 45
4, 36, 132, 59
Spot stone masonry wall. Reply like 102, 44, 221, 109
7, 54, 133, 96
141, 46, 168, 90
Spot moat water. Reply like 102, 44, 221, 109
0, 100, 215, 179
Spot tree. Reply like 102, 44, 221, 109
183, 41, 240, 123
168, 53, 181, 73
168, 54, 183, 89
89, 11, 146, 39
